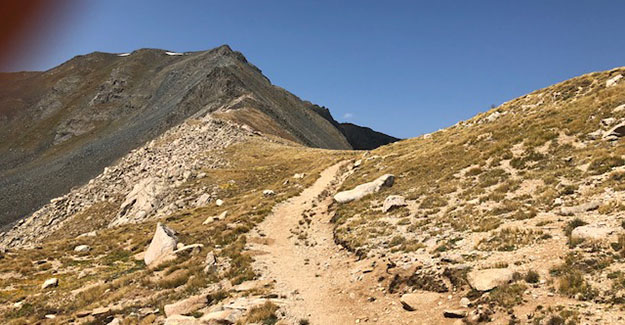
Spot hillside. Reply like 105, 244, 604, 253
1, 65, 625, 324
332, 67, 625, 323
0, 45, 393, 228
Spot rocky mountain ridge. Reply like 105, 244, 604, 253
0, 45, 396, 228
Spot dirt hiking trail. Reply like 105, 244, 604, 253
249, 161, 446, 325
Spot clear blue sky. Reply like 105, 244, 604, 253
5, 1, 625, 139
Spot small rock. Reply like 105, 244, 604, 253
216, 199, 224, 206
382, 195, 407, 212
42, 278, 58, 289
108, 319, 122, 325
604, 122, 625, 140
334, 174, 395, 203
195, 193, 211, 207
460, 297, 471, 308
164, 294, 209, 317
400, 292, 441, 311
74, 245, 90, 252
263, 189, 275, 197
205, 251, 217, 273
467, 268, 514, 291
444, 309, 468, 318
606, 74, 623, 87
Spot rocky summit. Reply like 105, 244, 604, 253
1, 46, 625, 325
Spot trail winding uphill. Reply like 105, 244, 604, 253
249, 162, 449, 324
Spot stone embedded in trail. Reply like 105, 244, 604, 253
263, 189, 275, 197
382, 195, 407, 212
400, 292, 441, 311
42, 277, 58, 289
74, 244, 90, 252
215, 199, 224, 206
467, 268, 514, 291
164, 294, 209, 317
334, 174, 395, 203
571, 224, 617, 242
144, 222, 178, 267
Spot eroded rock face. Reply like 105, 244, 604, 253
467, 268, 514, 291
383, 195, 407, 212
144, 223, 178, 267
334, 174, 395, 203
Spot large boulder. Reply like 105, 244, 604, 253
467, 268, 514, 291
113, 177, 164, 225
334, 174, 395, 203
383, 195, 407, 212
164, 294, 208, 317
144, 223, 178, 267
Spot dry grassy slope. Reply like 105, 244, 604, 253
0, 137, 354, 324
331, 67, 625, 323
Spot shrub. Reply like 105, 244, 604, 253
525, 270, 540, 284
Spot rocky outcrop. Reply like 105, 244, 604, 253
0, 44, 361, 230
144, 223, 178, 267
0, 117, 250, 248
334, 174, 395, 203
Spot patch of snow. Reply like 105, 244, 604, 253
165, 51, 184, 56
117, 53, 131, 57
